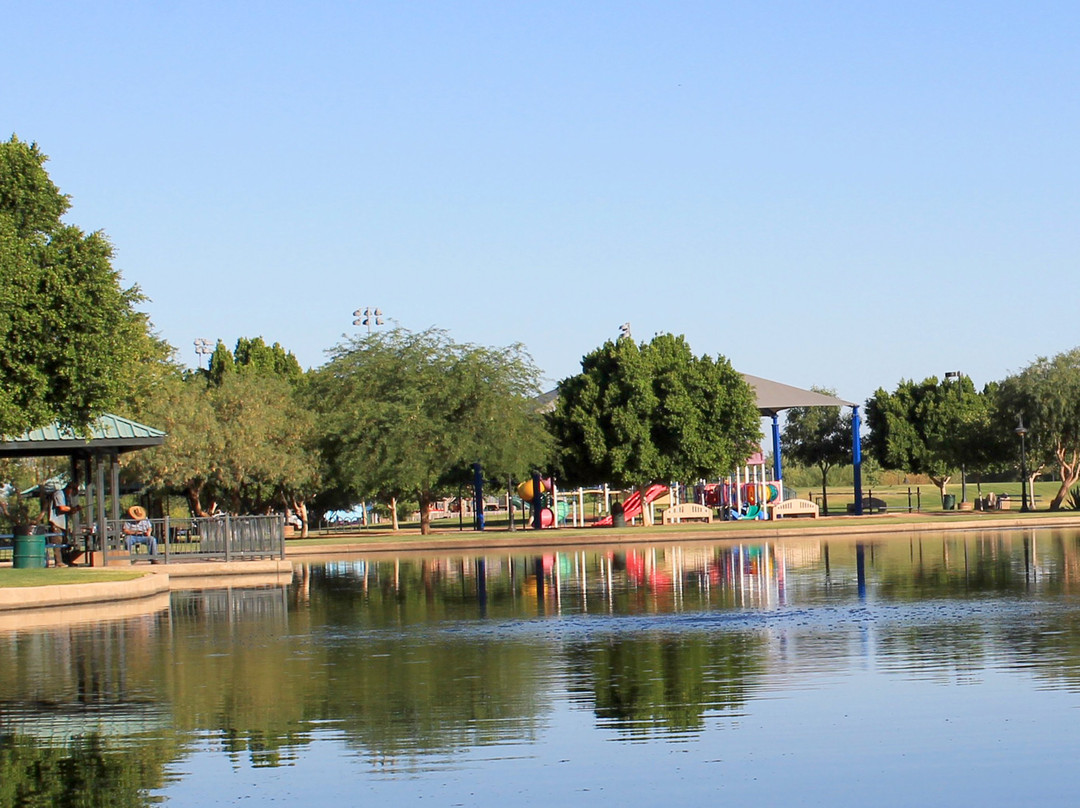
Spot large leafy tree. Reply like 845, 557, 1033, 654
780, 386, 852, 514
126, 341, 319, 528
865, 375, 992, 505
995, 348, 1080, 510
0, 136, 153, 434
310, 327, 550, 534
548, 333, 760, 524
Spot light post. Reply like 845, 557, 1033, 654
945, 371, 966, 504
1015, 415, 1030, 513
353, 308, 384, 334
194, 338, 212, 370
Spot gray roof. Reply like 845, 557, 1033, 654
537, 374, 854, 418
741, 374, 855, 417
0, 413, 166, 458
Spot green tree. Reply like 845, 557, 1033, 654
126, 364, 319, 524
310, 327, 550, 534
548, 333, 760, 525
0, 136, 155, 433
780, 386, 852, 515
207, 336, 303, 387
995, 348, 1080, 510
865, 375, 992, 506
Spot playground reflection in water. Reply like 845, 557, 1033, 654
3, 529, 1080, 806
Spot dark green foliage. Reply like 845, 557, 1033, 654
996, 348, 1080, 509
549, 333, 761, 489
0, 136, 153, 434
207, 336, 303, 387
1067, 486, 1080, 511
866, 375, 994, 504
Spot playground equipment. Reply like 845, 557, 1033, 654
516, 477, 556, 528
695, 453, 783, 521
593, 484, 668, 527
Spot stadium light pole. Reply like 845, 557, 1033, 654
194, 338, 212, 370
353, 307, 385, 334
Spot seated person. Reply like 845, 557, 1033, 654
122, 506, 158, 557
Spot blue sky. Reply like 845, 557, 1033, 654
5, 2, 1078, 406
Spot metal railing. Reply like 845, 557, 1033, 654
99, 514, 285, 564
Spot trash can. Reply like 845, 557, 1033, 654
942, 494, 956, 510
13, 525, 46, 569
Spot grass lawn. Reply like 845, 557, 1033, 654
0, 568, 147, 588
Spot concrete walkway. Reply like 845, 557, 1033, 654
0, 559, 294, 620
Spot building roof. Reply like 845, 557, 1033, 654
0, 413, 167, 459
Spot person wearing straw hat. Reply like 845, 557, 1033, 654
122, 505, 157, 558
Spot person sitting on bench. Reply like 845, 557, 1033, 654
122, 506, 157, 557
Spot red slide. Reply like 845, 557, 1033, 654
593, 484, 669, 526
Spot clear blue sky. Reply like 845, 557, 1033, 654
5, 2, 1078, 406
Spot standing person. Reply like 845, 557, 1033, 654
49, 479, 81, 567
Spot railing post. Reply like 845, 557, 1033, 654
225, 515, 232, 563
164, 515, 170, 564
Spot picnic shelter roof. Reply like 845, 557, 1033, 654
741, 374, 856, 417
0, 414, 166, 459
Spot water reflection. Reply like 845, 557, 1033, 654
1, 530, 1080, 804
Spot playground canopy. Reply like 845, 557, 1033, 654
741, 374, 855, 416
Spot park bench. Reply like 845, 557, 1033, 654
661, 503, 714, 524
769, 499, 820, 519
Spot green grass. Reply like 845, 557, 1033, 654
0, 568, 147, 588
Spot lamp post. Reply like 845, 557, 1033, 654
945, 371, 966, 504
1015, 415, 1030, 513
194, 338, 212, 370
353, 308, 384, 334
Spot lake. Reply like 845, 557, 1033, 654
3, 527, 1080, 806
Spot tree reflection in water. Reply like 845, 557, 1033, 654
3, 532, 1080, 803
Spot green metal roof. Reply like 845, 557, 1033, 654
0, 413, 166, 458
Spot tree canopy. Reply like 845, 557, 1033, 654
125, 340, 319, 524
0, 136, 154, 434
995, 348, 1080, 510
548, 333, 760, 523
310, 327, 551, 533
865, 375, 994, 504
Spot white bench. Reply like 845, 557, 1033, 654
768, 499, 819, 519
662, 503, 714, 524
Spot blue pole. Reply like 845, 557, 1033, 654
771, 414, 782, 484
852, 405, 863, 515
531, 471, 543, 529
472, 462, 485, 531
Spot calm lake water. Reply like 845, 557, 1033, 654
4, 528, 1080, 806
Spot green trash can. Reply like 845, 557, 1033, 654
942, 494, 956, 510
13, 526, 46, 569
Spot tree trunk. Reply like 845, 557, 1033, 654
1049, 447, 1080, 510
294, 499, 309, 539
818, 464, 830, 515
930, 475, 952, 507
391, 496, 399, 531
638, 483, 654, 526
419, 493, 432, 535
186, 483, 207, 517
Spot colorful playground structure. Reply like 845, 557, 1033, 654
512, 450, 820, 529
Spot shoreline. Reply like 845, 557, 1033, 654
3, 513, 1080, 619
